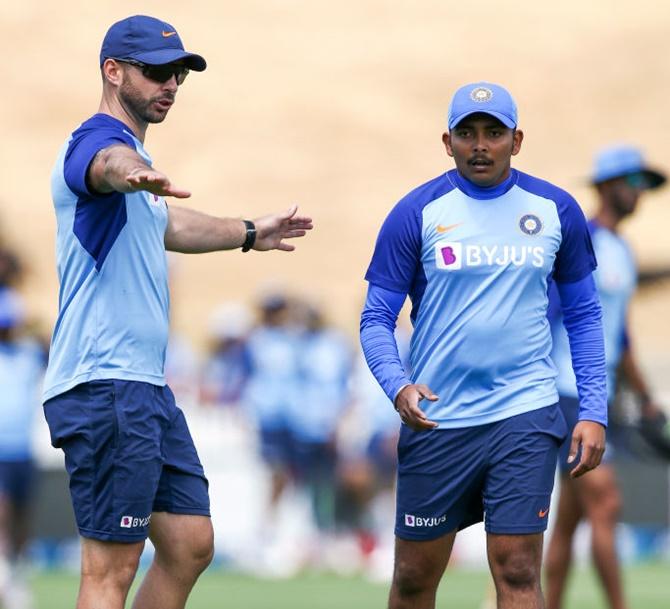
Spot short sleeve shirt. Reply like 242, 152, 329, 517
43, 114, 170, 401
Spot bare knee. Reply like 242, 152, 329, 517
80, 539, 144, 591
393, 556, 437, 598
488, 534, 542, 595
154, 518, 214, 578
495, 554, 539, 591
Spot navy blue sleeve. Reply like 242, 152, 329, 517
554, 195, 598, 283
364, 199, 423, 293
64, 127, 136, 197
360, 283, 411, 403
555, 274, 608, 426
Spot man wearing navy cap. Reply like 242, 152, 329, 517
361, 82, 608, 608
42, 15, 312, 609
545, 145, 667, 609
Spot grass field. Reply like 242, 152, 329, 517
31, 563, 668, 608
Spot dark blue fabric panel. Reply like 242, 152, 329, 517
516, 172, 597, 283
74, 191, 127, 271
63, 114, 136, 197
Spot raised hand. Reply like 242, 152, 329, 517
252, 205, 313, 251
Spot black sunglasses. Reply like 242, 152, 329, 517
117, 59, 189, 85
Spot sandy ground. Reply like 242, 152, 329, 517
2, 1, 669, 387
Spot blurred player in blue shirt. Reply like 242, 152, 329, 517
361, 82, 607, 609
545, 145, 667, 609
0, 287, 45, 609
42, 15, 312, 609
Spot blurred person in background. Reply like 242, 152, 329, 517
200, 302, 253, 410
361, 81, 607, 609
41, 14, 312, 609
241, 294, 301, 555
288, 301, 353, 565
545, 145, 667, 609
0, 286, 47, 609
337, 326, 410, 580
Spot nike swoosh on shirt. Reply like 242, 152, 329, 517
436, 223, 462, 234
162, 31, 177, 37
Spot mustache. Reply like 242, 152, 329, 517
468, 156, 493, 165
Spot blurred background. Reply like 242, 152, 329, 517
0, 1, 669, 607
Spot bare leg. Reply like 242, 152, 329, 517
388, 530, 456, 609
77, 537, 144, 609
488, 533, 544, 609
579, 465, 628, 609
131, 513, 213, 609
544, 475, 583, 609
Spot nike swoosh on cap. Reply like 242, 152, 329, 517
162, 31, 177, 37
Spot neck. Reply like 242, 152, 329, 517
98, 95, 147, 142
452, 169, 516, 200
593, 205, 621, 232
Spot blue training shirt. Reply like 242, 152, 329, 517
363, 168, 599, 428
550, 220, 636, 400
43, 114, 170, 402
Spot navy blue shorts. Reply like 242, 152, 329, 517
43, 380, 210, 543
557, 395, 612, 474
258, 426, 293, 468
395, 404, 567, 540
0, 459, 35, 506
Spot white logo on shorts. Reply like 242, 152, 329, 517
120, 514, 152, 528
404, 513, 447, 528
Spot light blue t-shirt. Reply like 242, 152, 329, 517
365, 169, 597, 428
288, 328, 352, 442
43, 114, 170, 401
242, 326, 301, 429
0, 340, 45, 460
551, 221, 636, 400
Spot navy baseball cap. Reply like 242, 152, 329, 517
0, 288, 24, 329
591, 145, 666, 189
448, 82, 517, 130
100, 15, 206, 71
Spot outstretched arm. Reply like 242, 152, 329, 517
165, 204, 312, 253
88, 144, 191, 198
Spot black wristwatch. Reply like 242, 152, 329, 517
241, 220, 256, 252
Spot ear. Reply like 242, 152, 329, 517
102, 58, 124, 87
442, 132, 454, 158
511, 129, 524, 156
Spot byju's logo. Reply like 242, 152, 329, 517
404, 513, 447, 528
435, 242, 462, 270
120, 514, 152, 529
435, 241, 545, 270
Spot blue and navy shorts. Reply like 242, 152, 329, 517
43, 380, 210, 543
557, 395, 612, 474
395, 404, 567, 540
0, 459, 35, 506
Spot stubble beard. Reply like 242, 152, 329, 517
119, 76, 172, 125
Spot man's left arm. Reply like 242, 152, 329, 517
556, 274, 607, 478
165, 204, 312, 253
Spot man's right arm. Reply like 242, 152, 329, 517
87, 144, 190, 198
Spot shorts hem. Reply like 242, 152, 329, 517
395, 526, 458, 541
485, 524, 548, 534
79, 527, 148, 543
152, 505, 211, 517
